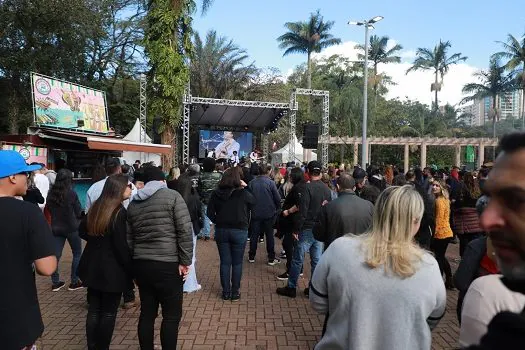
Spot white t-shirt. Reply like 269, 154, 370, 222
34, 173, 50, 210
460, 274, 525, 347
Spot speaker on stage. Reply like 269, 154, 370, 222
302, 124, 319, 149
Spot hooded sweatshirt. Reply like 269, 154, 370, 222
127, 181, 193, 265
207, 187, 255, 230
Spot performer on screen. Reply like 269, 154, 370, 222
214, 131, 240, 159
230, 151, 239, 165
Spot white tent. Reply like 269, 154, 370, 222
271, 134, 317, 165
122, 119, 161, 166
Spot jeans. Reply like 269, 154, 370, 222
248, 218, 275, 261
199, 204, 211, 238
51, 232, 82, 285
432, 238, 452, 280
134, 260, 184, 350
288, 229, 323, 289
215, 228, 248, 296
86, 288, 121, 350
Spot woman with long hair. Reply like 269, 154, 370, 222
310, 185, 446, 350
453, 172, 484, 257
207, 167, 255, 301
78, 174, 132, 350
431, 180, 455, 289
276, 167, 306, 281
169, 174, 202, 293
46, 168, 83, 291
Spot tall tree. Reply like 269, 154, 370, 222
406, 40, 467, 110
191, 30, 257, 99
277, 10, 341, 90
461, 58, 516, 139
143, 0, 194, 168
355, 35, 403, 105
493, 33, 525, 129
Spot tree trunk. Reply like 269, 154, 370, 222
373, 63, 378, 108
492, 94, 497, 160
434, 71, 439, 113
161, 125, 176, 170
307, 52, 312, 89
8, 90, 20, 134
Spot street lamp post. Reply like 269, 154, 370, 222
349, 16, 383, 169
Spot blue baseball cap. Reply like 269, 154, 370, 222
0, 150, 43, 178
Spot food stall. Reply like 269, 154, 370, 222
0, 73, 171, 208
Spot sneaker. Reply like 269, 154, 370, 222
279, 252, 287, 259
276, 286, 296, 298
259, 238, 264, 243
248, 257, 255, 263
52, 281, 65, 292
276, 272, 289, 281
247, 237, 251, 241
123, 299, 140, 309
68, 281, 84, 291
268, 258, 281, 266
231, 293, 241, 302
222, 292, 230, 301
300, 272, 304, 277
304, 287, 309, 296
184, 284, 202, 294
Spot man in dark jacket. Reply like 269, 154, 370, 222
314, 173, 373, 250
247, 164, 282, 265
406, 170, 434, 250
127, 166, 193, 349
277, 161, 332, 298
197, 158, 222, 240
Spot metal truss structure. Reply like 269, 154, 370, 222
321, 136, 499, 147
182, 83, 191, 165
190, 96, 289, 109
139, 74, 147, 144
288, 88, 330, 167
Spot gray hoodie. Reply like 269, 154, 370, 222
127, 181, 193, 265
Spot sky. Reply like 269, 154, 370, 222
193, 0, 525, 106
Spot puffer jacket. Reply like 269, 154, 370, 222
198, 171, 222, 204
127, 181, 193, 266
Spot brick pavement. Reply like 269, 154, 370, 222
36, 237, 461, 349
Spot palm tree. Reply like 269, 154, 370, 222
461, 58, 516, 139
493, 33, 525, 129
355, 35, 403, 104
407, 40, 467, 110
277, 10, 341, 90
191, 30, 257, 99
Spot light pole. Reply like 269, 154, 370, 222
349, 16, 383, 169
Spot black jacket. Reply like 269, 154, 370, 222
409, 181, 434, 249
313, 191, 373, 249
47, 189, 82, 236
278, 182, 306, 234
78, 206, 132, 293
187, 192, 203, 234
298, 180, 332, 230
22, 186, 44, 205
207, 187, 255, 230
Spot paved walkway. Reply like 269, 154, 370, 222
36, 237, 461, 349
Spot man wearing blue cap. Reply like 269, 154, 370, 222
0, 150, 57, 350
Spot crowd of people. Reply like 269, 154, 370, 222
2, 132, 525, 349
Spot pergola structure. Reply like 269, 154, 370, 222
322, 136, 499, 170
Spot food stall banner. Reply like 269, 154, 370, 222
2, 144, 48, 165
31, 72, 109, 133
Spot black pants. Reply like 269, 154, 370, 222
123, 280, 136, 303
432, 238, 452, 280
282, 232, 294, 272
134, 260, 184, 350
86, 288, 121, 350
249, 218, 276, 261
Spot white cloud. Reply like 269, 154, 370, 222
311, 40, 480, 106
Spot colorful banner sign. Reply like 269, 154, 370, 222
2, 144, 48, 165
31, 73, 109, 133
466, 145, 475, 163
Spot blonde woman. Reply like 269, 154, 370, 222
431, 180, 455, 289
309, 185, 446, 350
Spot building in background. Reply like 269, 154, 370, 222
461, 90, 524, 127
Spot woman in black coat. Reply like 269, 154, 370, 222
78, 174, 133, 350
